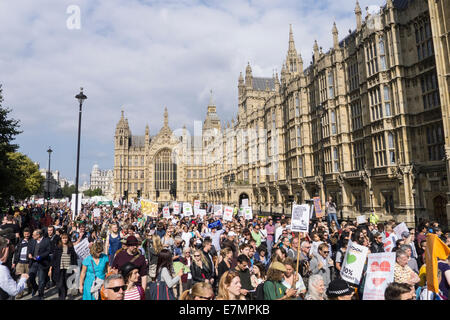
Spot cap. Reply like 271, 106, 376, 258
269, 261, 287, 272
326, 279, 354, 297
125, 235, 139, 246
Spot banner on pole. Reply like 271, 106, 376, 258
340, 240, 369, 285
393, 222, 409, 239
291, 204, 310, 233
363, 252, 395, 300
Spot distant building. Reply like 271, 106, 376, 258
89, 164, 114, 196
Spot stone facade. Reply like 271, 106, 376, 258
89, 164, 114, 196
113, 0, 449, 227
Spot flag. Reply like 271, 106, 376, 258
425, 233, 450, 293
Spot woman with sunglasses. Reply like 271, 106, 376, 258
179, 282, 214, 300
191, 249, 213, 285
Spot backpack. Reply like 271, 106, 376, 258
148, 271, 176, 300
254, 282, 265, 300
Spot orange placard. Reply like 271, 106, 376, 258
313, 197, 323, 218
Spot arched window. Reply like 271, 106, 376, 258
154, 149, 176, 191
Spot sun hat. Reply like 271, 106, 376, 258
270, 261, 287, 272
125, 235, 139, 246
326, 279, 354, 298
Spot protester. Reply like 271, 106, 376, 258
12, 228, 31, 298
179, 282, 214, 300
305, 274, 327, 300
153, 249, 183, 299
310, 243, 333, 288
394, 249, 420, 286
102, 274, 126, 300
50, 233, 77, 300
27, 229, 51, 299
104, 223, 121, 265
217, 247, 233, 281
120, 262, 145, 300
263, 261, 296, 300
0, 236, 29, 300
216, 270, 245, 300
384, 282, 415, 300
282, 257, 306, 298
79, 241, 109, 300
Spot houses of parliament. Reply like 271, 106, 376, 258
113, 0, 450, 227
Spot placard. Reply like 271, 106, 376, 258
291, 204, 310, 233
173, 202, 180, 215
163, 206, 170, 219
194, 200, 200, 210
71, 193, 82, 217
313, 197, 323, 218
183, 203, 193, 216
198, 209, 207, 218
214, 204, 223, 217
242, 199, 249, 207
74, 238, 90, 261
363, 252, 395, 300
141, 200, 158, 218
243, 207, 253, 220
393, 222, 409, 238
382, 237, 394, 253
340, 240, 369, 285
356, 215, 367, 225
93, 208, 101, 218
223, 206, 234, 222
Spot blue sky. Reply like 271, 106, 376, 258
0, 0, 385, 184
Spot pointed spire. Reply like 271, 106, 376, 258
239, 72, 244, 83
332, 22, 339, 49
209, 89, 215, 106
288, 24, 296, 52
355, 1, 362, 31
121, 110, 124, 119
313, 40, 319, 61
164, 107, 168, 127
145, 124, 149, 134
245, 62, 253, 88
386, 0, 393, 9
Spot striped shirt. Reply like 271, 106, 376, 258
124, 286, 141, 300
60, 247, 71, 270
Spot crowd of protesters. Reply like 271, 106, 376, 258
0, 196, 449, 301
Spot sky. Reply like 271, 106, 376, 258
0, 0, 386, 185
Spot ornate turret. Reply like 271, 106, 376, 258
313, 40, 319, 62
286, 24, 300, 75
332, 22, 339, 49
115, 110, 130, 149
238, 72, 245, 96
355, 1, 362, 31
163, 107, 168, 127
245, 62, 253, 88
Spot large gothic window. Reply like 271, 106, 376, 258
154, 149, 176, 191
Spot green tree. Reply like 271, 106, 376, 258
0, 84, 23, 205
4, 152, 44, 201
61, 184, 76, 198
83, 188, 103, 197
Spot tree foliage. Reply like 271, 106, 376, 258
3, 152, 44, 201
61, 184, 76, 198
83, 188, 103, 197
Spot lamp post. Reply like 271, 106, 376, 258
74, 88, 87, 218
119, 160, 123, 203
46, 146, 53, 211
317, 105, 327, 204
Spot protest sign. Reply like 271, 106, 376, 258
214, 204, 223, 217
163, 206, 170, 219
93, 208, 101, 218
223, 206, 233, 222
194, 200, 200, 210
242, 199, 249, 207
356, 215, 367, 225
183, 203, 193, 216
141, 200, 158, 217
291, 204, 310, 233
340, 240, 369, 285
382, 237, 394, 252
313, 197, 323, 218
173, 261, 190, 275
208, 220, 222, 230
198, 209, 207, 218
393, 222, 409, 238
363, 252, 395, 300
173, 202, 180, 215
243, 207, 253, 220
74, 238, 90, 261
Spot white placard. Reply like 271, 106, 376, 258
382, 237, 394, 252
71, 193, 82, 218
74, 238, 90, 261
242, 199, 249, 207
223, 206, 234, 222
183, 203, 193, 216
214, 204, 223, 217
163, 206, 170, 219
194, 200, 200, 210
393, 222, 409, 238
198, 209, 207, 218
291, 204, 310, 233
173, 202, 180, 215
363, 252, 396, 300
243, 207, 253, 220
93, 208, 101, 218
356, 215, 367, 225
340, 240, 369, 285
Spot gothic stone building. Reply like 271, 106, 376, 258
114, 0, 449, 227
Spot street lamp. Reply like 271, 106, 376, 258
316, 105, 327, 204
74, 87, 87, 218
46, 146, 53, 211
